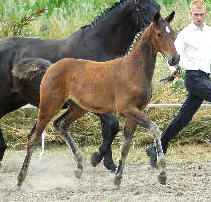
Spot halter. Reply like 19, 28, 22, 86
134, 0, 149, 28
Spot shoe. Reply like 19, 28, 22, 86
146, 145, 158, 168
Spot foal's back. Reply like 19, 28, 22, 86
41, 56, 145, 114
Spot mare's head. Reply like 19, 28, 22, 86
131, 0, 161, 29
149, 11, 180, 66
83, 0, 160, 31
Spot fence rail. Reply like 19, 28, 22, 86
22, 103, 211, 109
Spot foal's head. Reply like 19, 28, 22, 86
150, 11, 180, 66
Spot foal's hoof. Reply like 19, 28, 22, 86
114, 176, 122, 187
17, 173, 24, 187
91, 152, 101, 167
74, 169, 83, 179
158, 173, 167, 185
104, 160, 117, 173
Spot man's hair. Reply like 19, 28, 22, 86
190, 0, 206, 11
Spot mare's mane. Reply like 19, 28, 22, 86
81, 0, 127, 30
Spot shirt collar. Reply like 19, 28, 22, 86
190, 21, 207, 31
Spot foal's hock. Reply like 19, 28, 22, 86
17, 11, 179, 187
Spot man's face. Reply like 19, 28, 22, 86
190, 7, 207, 28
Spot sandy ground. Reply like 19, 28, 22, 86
0, 149, 210, 202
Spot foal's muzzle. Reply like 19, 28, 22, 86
168, 55, 180, 66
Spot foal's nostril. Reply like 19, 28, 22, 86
172, 57, 176, 64
170, 55, 180, 66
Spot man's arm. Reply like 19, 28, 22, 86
160, 31, 185, 82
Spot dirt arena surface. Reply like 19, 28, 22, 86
0, 148, 210, 202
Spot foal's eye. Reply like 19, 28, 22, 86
157, 33, 163, 38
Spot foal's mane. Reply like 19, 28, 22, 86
80, 0, 127, 30
127, 23, 152, 53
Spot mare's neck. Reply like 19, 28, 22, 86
127, 27, 157, 81
93, 11, 139, 56
64, 3, 139, 58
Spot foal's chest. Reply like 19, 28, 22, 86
135, 85, 152, 108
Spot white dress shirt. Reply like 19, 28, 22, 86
175, 22, 211, 73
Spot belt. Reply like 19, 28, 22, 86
186, 70, 210, 77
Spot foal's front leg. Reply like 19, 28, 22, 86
114, 119, 137, 187
128, 109, 167, 185
53, 103, 87, 179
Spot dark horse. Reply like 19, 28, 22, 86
0, 0, 160, 172
17, 11, 179, 187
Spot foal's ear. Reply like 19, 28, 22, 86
153, 12, 161, 23
165, 11, 175, 23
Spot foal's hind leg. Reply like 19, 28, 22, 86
17, 115, 53, 187
53, 102, 87, 179
91, 113, 119, 172
126, 108, 167, 185
114, 119, 137, 187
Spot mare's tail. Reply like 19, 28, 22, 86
11, 57, 52, 92
12, 57, 52, 80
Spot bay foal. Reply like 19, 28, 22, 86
17, 11, 179, 187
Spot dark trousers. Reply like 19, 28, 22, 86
161, 70, 211, 154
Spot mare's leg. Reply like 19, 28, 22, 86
0, 128, 6, 170
0, 98, 27, 168
114, 119, 137, 187
91, 113, 119, 172
126, 108, 167, 185
53, 102, 87, 178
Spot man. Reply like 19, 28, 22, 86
146, 0, 211, 168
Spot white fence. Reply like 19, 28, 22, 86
22, 103, 211, 109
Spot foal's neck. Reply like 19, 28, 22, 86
127, 26, 157, 81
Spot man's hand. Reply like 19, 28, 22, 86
159, 66, 181, 82
169, 66, 180, 77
